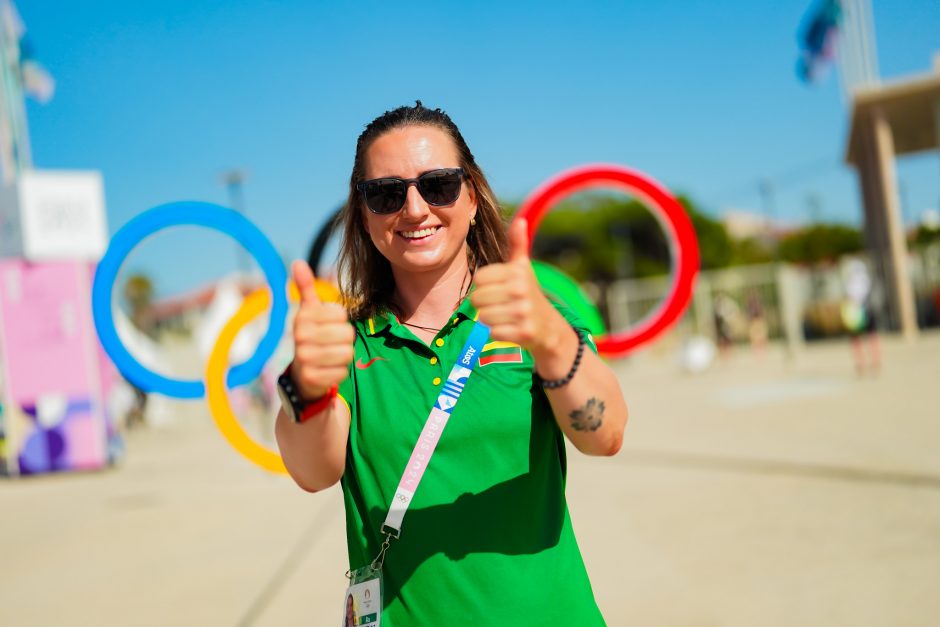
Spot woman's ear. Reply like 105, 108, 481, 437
467, 183, 478, 219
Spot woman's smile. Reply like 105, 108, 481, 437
397, 224, 442, 243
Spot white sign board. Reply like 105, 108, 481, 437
0, 170, 107, 262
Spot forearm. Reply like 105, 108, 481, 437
532, 322, 628, 456
275, 398, 350, 491
469, 245, 628, 454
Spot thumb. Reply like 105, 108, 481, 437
291, 260, 321, 306
508, 217, 530, 263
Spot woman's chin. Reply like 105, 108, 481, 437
390, 248, 466, 275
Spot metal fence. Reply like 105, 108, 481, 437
584, 242, 940, 350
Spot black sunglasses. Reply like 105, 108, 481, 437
356, 168, 465, 215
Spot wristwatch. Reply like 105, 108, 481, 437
277, 365, 338, 423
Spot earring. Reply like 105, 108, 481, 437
470, 216, 477, 226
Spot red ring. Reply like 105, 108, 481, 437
516, 164, 699, 357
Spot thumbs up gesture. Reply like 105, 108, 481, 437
289, 260, 355, 400
471, 218, 561, 353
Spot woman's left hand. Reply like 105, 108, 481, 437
472, 218, 627, 457
470, 219, 565, 354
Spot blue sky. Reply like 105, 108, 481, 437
17, 0, 940, 297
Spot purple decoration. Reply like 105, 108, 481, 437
16, 397, 95, 474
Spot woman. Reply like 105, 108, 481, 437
276, 102, 627, 624
344, 594, 356, 627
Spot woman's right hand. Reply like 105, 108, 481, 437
277, 261, 353, 491
289, 260, 355, 400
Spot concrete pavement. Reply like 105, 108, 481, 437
2, 332, 939, 626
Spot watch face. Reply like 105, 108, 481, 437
276, 377, 298, 423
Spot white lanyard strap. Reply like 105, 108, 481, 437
381, 321, 490, 539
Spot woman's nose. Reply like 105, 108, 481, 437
401, 182, 429, 219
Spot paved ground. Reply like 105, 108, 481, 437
2, 332, 939, 626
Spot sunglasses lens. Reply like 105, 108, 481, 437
418, 170, 462, 206
364, 180, 406, 214
360, 169, 463, 214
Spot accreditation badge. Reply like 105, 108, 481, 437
341, 566, 382, 627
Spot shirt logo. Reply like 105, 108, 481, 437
478, 341, 523, 366
461, 345, 477, 366
355, 357, 388, 370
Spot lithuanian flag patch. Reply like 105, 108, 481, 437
478, 341, 523, 366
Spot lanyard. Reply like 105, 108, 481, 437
371, 320, 490, 567
344, 323, 489, 627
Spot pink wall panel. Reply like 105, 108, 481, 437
0, 259, 108, 474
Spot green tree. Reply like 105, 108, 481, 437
778, 224, 863, 264
521, 191, 736, 281
913, 224, 940, 247
123, 273, 155, 333
678, 195, 734, 270
731, 237, 774, 265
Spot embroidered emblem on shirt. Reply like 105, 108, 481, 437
355, 357, 388, 370
478, 341, 523, 366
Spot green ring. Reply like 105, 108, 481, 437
531, 260, 606, 338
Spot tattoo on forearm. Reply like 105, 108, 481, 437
570, 397, 605, 432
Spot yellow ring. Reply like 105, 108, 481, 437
205, 278, 340, 474
206, 288, 287, 473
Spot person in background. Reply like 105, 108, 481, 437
842, 259, 880, 376
745, 289, 768, 358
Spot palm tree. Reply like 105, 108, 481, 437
123, 273, 154, 334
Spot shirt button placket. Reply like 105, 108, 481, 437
432, 339, 445, 384
430, 350, 441, 386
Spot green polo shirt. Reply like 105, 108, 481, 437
337, 298, 605, 625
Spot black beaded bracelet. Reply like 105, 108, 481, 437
535, 327, 585, 389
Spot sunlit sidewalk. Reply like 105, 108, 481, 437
2, 332, 939, 626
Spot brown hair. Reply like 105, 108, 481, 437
336, 101, 507, 321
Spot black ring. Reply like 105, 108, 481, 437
306, 205, 344, 276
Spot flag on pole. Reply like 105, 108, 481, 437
797, 0, 843, 83
2, 1, 55, 103
0, 0, 54, 183
20, 54, 55, 104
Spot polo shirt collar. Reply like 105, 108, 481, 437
364, 296, 479, 337
453, 295, 479, 323
365, 309, 396, 336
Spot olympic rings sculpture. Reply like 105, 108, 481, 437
207, 287, 292, 474
92, 201, 289, 399
93, 166, 698, 473
515, 164, 699, 355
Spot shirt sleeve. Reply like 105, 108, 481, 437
547, 298, 599, 355
336, 326, 362, 422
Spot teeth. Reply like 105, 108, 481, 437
401, 227, 439, 239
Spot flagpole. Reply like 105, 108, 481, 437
835, 0, 879, 103
0, 0, 32, 185
221, 169, 253, 280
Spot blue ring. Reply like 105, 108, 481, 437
92, 201, 288, 399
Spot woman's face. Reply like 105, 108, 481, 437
360, 125, 477, 278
